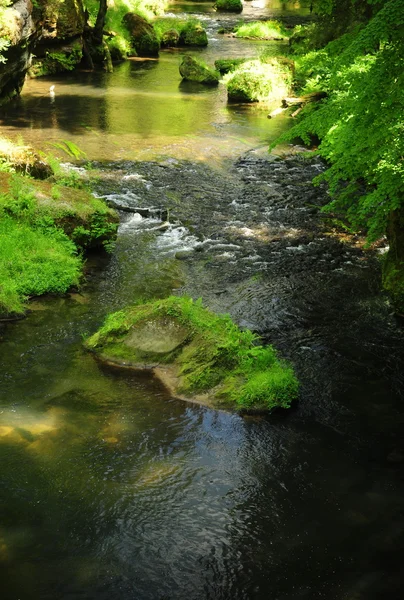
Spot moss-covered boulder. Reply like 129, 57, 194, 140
122, 13, 159, 57
179, 23, 208, 47
214, 0, 243, 13
84, 296, 299, 413
161, 29, 180, 48
223, 59, 291, 103
179, 56, 219, 85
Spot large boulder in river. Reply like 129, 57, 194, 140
179, 56, 219, 85
122, 13, 159, 57
84, 296, 298, 413
179, 23, 208, 47
214, 0, 243, 13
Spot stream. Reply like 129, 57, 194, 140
1, 2, 404, 599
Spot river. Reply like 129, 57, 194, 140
0, 2, 404, 599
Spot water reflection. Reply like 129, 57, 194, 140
0, 23, 290, 161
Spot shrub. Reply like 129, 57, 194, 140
223, 59, 291, 103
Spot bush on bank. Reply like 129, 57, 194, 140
271, 0, 404, 311
223, 58, 292, 103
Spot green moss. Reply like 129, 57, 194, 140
179, 56, 220, 85
214, 0, 243, 13
85, 296, 299, 412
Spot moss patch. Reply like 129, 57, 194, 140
84, 296, 298, 412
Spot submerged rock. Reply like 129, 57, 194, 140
122, 13, 159, 57
84, 296, 298, 412
179, 56, 219, 85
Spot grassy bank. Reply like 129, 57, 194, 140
0, 141, 118, 317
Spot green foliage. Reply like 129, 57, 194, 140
223, 58, 292, 103
233, 20, 289, 39
272, 0, 404, 243
85, 296, 298, 411
51, 140, 87, 160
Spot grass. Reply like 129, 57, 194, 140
0, 217, 81, 315
0, 139, 118, 315
85, 296, 298, 412
233, 20, 290, 40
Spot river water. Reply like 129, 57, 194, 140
1, 2, 404, 599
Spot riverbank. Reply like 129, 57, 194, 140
0, 141, 118, 316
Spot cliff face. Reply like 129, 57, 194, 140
0, 0, 36, 104
0, 0, 86, 103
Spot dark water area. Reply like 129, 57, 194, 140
1, 1, 404, 599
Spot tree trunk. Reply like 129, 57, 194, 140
93, 0, 108, 46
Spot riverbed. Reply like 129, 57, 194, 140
1, 1, 404, 599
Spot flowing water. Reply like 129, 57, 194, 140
1, 2, 404, 599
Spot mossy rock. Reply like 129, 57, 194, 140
179, 24, 208, 47
179, 56, 219, 85
122, 13, 159, 57
214, 0, 243, 13
84, 296, 299, 413
161, 29, 180, 48
223, 59, 291, 103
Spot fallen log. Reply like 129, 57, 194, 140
281, 91, 327, 108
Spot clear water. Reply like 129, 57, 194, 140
1, 2, 404, 599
